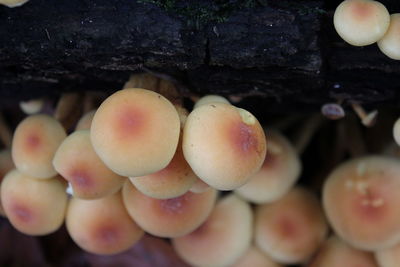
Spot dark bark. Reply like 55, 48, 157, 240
0, 0, 400, 112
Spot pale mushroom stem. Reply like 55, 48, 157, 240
293, 114, 324, 154
0, 112, 12, 148
344, 115, 367, 157
54, 93, 82, 130
82, 92, 96, 114
351, 102, 378, 127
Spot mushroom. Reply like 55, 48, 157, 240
172, 194, 253, 267
0, 149, 14, 216
90, 88, 180, 177
232, 246, 282, 267
309, 236, 378, 267
254, 187, 328, 264
19, 98, 44, 115
75, 110, 96, 131
235, 130, 301, 204
183, 103, 267, 190
333, 0, 390, 46
0, 0, 29, 8
12, 114, 67, 179
53, 130, 125, 199
323, 155, 400, 250
393, 117, 400, 146
66, 191, 144, 255
1, 169, 68, 236
122, 181, 217, 238
375, 242, 400, 267
378, 14, 400, 60
193, 94, 230, 109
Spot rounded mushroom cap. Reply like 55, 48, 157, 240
393, 117, 400, 146
90, 88, 180, 177
75, 110, 96, 131
53, 130, 125, 199
183, 103, 267, 190
378, 14, 400, 60
129, 136, 196, 199
232, 246, 282, 267
0, 149, 15, 216
323, 155, 400, 250
333, 0, 390, 46
375, 242, 400, 267
0, 0, 29, 8
172, 194, 253, 267
12, 114, 67, 179
1, 169, 68, 236
66, 192, 144, 255
309, 236, 378, 267
235, 130, 301, 204
254, 187, 328, 264
193, 95, 230, 109
19, 98, 44, 115
122, 181, 217, 238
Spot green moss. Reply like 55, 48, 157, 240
137, 0, 267, 29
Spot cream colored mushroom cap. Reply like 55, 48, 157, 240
334, 0, 390, 46
323, 156, 400, 250
183, 103, 266, 191
0, 0, 29, 8
90, 88, 180, 177
378, 14, 400, 60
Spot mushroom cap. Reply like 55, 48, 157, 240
232, 246, 282, 267
393, 117, 400, 146
193, 95, 230, 109
190, 177, 211, 194
0, 0, 29, 8
75, 110, 96, 131
254, 187, 328, 264
129, 135, 196, 199
309, 236, 378, 267
375, 241, 400, 267
333, 0, 390, 46
378, 14, 400, 60
122, 181, 217, 238
172, 194, 253, 267
0, 149, 14, 216
53, 130, 125, 199
323, 156, 400, 250
1, 169, 67, 235
19, 98, 44, 115
90, 88, 180, 177
12, 114, 67, 179
66, 192, 144, 255
183, 103, 267, 190
235, 130, 301, 204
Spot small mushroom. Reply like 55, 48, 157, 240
193, 95, 230, 109
12, 114, 67, 179
183, 103, 267, 190
254, 187, 328, 264
378, 14, 400, 60
90, 88, 180, 177
53, 130, 125, 199
334, 0, 390, 46
66, 191, 144, 255
235, 130, 301, 204
0, 0, 29, 7
122, 181, 217, 238
323, 156, 400, 250
309, 236, 378, 267
1, 169, 68, 236
172, 194, 253, 267
19, 98, 44, 115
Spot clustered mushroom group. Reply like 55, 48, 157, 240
334, 0, 400, 60
0, 72, 399, 267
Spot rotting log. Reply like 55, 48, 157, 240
0, 0, 400, 113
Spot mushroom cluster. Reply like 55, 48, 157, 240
334, 0, 400, 60
3, 72, 400, 266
